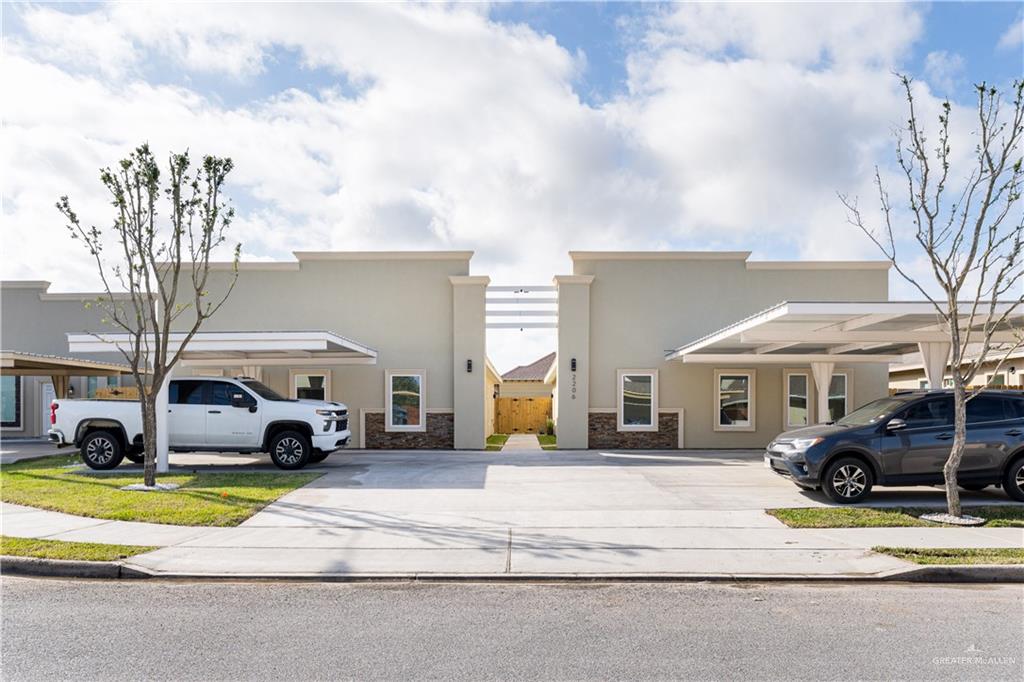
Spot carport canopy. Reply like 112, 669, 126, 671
66, 330, 378, 472
0, 350, 133, 399
666, 300, 1024, 422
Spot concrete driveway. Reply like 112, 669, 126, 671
7, 448, 1022, 578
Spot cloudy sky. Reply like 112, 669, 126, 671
2, 2, 1021, 371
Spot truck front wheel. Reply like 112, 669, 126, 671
81, 430, 125, 470
269, 431, 311, 470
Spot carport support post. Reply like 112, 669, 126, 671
554, 275, 594, 449
810, 361, 835, 425
155, 364, 175, 473
918, 341, 951, 389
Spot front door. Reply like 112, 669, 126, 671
39, 382, 55, 437
204, 381, 261, 449
879, 397, 953, 478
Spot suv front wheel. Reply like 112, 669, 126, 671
822, 456, 874, 504
268, 430, 311, 470
1003, 456, 1024, 502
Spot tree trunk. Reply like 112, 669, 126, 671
943, 384, 966, 518
140, 394, 158, 488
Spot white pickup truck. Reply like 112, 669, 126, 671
49, 376, 350, 470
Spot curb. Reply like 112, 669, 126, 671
1, 557, 152, 580
3, 557, 1021, 583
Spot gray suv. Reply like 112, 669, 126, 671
765, 390, 1024, 503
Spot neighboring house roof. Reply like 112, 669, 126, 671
890, 344, 1024, 374
502, 352, 556, 381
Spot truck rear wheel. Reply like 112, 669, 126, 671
81, 430, 125, 470
269, 430, 311, 470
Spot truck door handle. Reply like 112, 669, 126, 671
1006, 429, 1023, 436
935, 433, 953, 441
208, 410, 221, 414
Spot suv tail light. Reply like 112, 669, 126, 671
50, 401, 58, 425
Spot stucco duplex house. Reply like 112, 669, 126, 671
3, 250, 901, 452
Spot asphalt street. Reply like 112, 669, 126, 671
2, 578, 1022, 681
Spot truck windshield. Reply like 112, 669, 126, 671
241, 380, 286, 401
837, 397, 909, 426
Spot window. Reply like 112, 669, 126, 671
86, 376, 118, 398
386, 371, 425, 431
828, 373, 848, 422
784, 372, 809, 428
169, 380, 206, 405
617, 370, 657, 431
1, 375, 22, 429
291, 370, 329, 401
988, 373, 1006, 387
715, 370, 755, 431
967, 396, 1009, 424
901, 398, 953, 428
208, 381, 251, 406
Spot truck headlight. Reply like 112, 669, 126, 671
315, 409, 335, 416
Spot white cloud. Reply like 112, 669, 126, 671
924, 50, 965, 96
2, 2, 973, 370
997, 12, 1023, 50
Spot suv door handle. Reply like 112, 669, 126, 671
208, 410, 221, 414
1006, 429, 1023, 436
935, 433, 953, 441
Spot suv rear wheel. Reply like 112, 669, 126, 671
1003, 456, 1024, 502
81, 430, 125, 470
269, 430, 311, 470
822, 456, 874, 504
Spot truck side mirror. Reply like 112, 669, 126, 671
231, 393, 257, 412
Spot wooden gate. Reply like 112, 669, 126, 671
495, 397, 552, 434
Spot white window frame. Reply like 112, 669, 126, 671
290, 369, 331, 401
385, 370, 426, 432
617, 369, 658, 432
1, 375, 23, 431
714, 369, 756, 432
827, 372, 850, 422
783, 370, 811, 430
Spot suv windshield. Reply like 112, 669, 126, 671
241, 380, 287, 401
836, 397, 910, 426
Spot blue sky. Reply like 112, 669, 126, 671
2, 2, 1022, 368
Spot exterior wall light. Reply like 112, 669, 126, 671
571, 358, 577, 372
467, 359, 473, 373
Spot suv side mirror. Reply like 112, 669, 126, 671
887, 418, 906, 431
231, 393, 257, 413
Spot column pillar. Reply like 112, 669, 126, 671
810, 361, 835, 424
918, 341, 951, 389
554, 275, 594, 449
450, 275, 490, 449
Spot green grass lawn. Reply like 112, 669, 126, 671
1, 535, 156, 562
873, 546, 1024, 565
768, 505, 1024, 528
486, 434, 509, 451
0, 454, 321, 526
538, 434, 556, 450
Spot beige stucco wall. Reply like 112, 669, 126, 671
555, 275, 593, 448
0, 281, 132, 437
567, 254, 891, 448
890, 359, 1024, 389
169, 253, 473, 449
484, 363, 500, 438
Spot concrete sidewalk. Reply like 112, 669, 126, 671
3, 449, 1022, 579
4, 501, 1021, 579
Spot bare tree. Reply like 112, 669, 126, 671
840, 76, 1024, 519
57, 143, 240, 487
